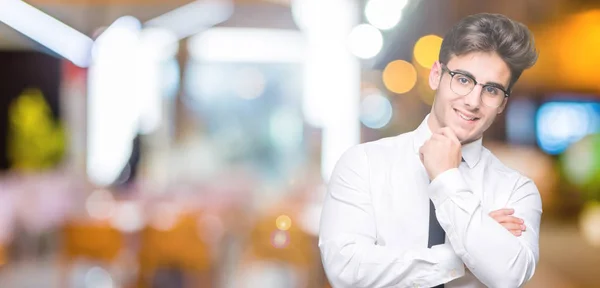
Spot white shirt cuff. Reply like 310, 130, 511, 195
428, 168, 478, 214
427, 243, 465, 286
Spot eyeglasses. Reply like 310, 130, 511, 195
441, 64, 510, 108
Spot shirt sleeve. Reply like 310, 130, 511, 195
319, 145, 465, 288
428, 168, 542, 288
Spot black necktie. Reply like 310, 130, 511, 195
427, 158, 464, 288
428, 199, 445, 288
427, 199, 445, 248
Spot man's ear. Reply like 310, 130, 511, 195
429, 61, 443, 90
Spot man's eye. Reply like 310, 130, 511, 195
485, 86, 500, 95
458, 77, 472, 85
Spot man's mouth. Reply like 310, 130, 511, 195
455, 109, 479, 122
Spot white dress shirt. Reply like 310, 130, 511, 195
319, 115, 542, 288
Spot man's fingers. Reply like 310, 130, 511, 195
500, 222, 524, 231
431, 133, 446, 141
433, 132, 453, 143
494, 215, 524, 224
510, 230, 523, 236
489, 208, 514, 218
419, 144, 427, 163
438, 127, 460, 144
491, 210, 527, 234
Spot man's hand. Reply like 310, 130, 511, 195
419, 127, 462, 180
489, 208, 526, 236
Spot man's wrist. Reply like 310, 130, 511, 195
428, 168, 462, 206
430, 167, 457, 182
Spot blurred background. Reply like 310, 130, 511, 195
0, 0, 599, 287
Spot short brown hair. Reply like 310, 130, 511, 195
439, 13, 538, 91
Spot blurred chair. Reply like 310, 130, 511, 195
60, 220, 125, 287
61, 221, 124, 262
237, 209, 326, 288
136, 210, 214, 288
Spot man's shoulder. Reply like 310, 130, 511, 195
482, 147, 542, 207
481, 147, 534, 184
360, 131, 413, 153
338, 132, 414, 167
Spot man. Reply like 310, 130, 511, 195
319, 13, 541, 288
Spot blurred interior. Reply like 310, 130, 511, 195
0, 0, 600, 287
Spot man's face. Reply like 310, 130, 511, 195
428, 52, 511, 144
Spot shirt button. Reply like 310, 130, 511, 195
413, 284, 420, 288
450, 268, 457, 277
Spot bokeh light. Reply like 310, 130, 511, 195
382, 60, 417, 94
149, 202, 180, 231
109, 201, 144, 233
413, 34, 443, 68
271, 230, 290, 249
364, 0, 407, 30
360, 93, 393, 129
579, 202, 600, 247
276, 215, 292, 231
536, 102, 600, 155
561, 134, 600, 196
347, 24, 383, 59
84, 266, 114, 288
85, 189, 116, 220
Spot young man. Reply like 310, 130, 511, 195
319, 13, 541, 288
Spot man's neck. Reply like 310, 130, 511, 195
426, 112, 442, 134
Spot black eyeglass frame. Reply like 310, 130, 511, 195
440, 64, 511, 106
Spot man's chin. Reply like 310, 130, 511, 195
458, 133, 482, 145
448, 126, 471, 145
440, 120, 478, 144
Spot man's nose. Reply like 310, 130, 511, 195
464, 84, 483, 108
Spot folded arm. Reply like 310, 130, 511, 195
319, 146, 465, 288
428, 169, 542, 288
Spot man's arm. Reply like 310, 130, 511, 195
428, 169, 542, 288
319, 145, 465, 288
419, 128, 542, 287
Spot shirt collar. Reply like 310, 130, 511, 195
412, 114, 483, 169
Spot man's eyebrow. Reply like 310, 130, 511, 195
484, 82, 508, 91
454, 69, 476, 79
454, 69, 508, 90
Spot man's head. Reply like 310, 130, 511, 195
428, 13, 538, 144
